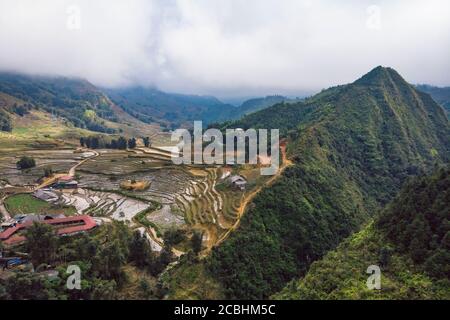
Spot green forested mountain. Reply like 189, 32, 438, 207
416, 84, 450, 118
106, 87, 237, 128
208, 66, 450, 299
106, 88, 299, 129
0, 73, 118, 133
274, 167, 450, 300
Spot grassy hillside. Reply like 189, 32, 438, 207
207, 66, 450, 299
0, 73, 119, 134
0, 92, 96, 150
274, 167, 450, 300
0, 75, 168, 148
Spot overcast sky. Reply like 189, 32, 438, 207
0, 0, 449, 98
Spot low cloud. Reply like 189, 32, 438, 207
0, 0, 449, 97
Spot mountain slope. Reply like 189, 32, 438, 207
106, 88, 300, 129
274, 167, 450, 300
416, 84, 450, 118
0, 73, 167, 146
207, 66, 450, 299
236, 95, 301, 118
0, 73, 121, 134
106, 87, 237, 128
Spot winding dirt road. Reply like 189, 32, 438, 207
208, 142, 293, 252
35, 150, 99, 190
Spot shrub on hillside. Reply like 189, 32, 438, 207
16, 156, 36, 170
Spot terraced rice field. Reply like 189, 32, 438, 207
52, 189, 151, 222
175, 168, 242, 235
0, 146, 247, 250
77, 150, 169, 175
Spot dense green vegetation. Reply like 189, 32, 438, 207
106, 86, 235, 128
0, 108, 12, 132
80, 135, 130, 149
416, 84, 450, 118
208, 67, 450, 299
0, 101, 33, 132
0, 73, 117, 133
274, 167, 450, 299
0, 221, 175, 300
377, 167, 450, 278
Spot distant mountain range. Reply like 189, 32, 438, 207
416, 84, 450, 118
206, 66, 450, 299
105, 86, 300, 129
0, 72, 301, 136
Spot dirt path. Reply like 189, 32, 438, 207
134, 147, 173, 161
35, 150, 99, 190
146, 225, 184, 257
68, 150, 99, 176
211, 142, 292, 251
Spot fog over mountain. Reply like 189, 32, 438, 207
1, 0, 449, 97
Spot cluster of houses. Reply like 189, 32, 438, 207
0, 177, 88, 249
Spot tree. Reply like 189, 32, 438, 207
25, 222, 58, 266
43, 166, 53, 178
117, 136, 127, 150
158, 245, 174, 271
163, 228, 186, 247
129, 231, 151, 268
110, 139, 118, 149
142, 137, 151, 148
192, 231, 203, 255
139, 279, 153, 299
16, 156, 36, 170
128, 138, 137, 149
96, 240, 126, 284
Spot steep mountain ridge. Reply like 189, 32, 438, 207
207, 66, 450, 299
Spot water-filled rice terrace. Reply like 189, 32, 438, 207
75, 150, 242, 238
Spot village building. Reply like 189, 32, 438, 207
228, 175, 247, 191
49, 176, 78, 189
0, 215, 97, 246
33, 189, 59, 202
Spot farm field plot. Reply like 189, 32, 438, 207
51, 189, 151, 222
77, 150, 169, 175
0, 149, 81, 185
174, 168, 246, 246
4, 193, 77, 216
0, 144, 267, 251
77, 167, 197, 231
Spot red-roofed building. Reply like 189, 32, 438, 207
0, 215, 97, 246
